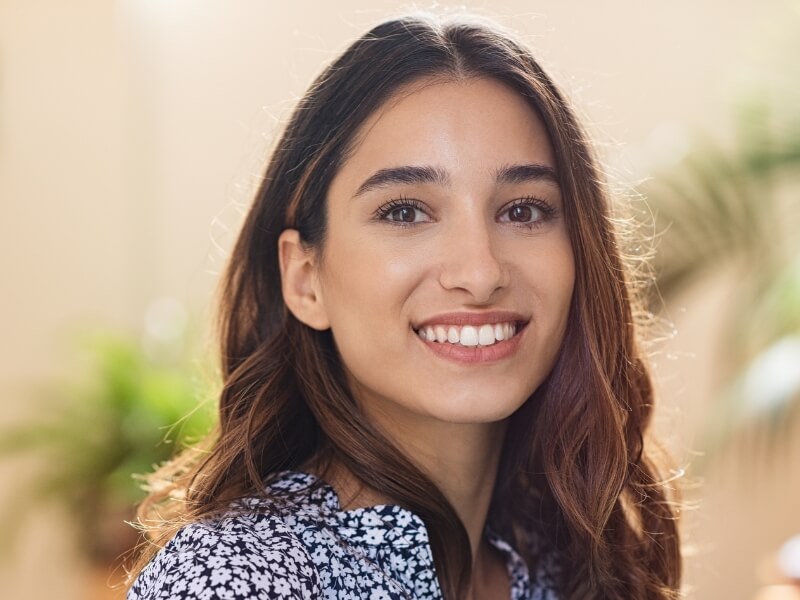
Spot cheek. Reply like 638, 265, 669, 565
554, 252, 576, 311
319, 233, 428, 337
529, 240, 575, 344
319, 249, 419, 405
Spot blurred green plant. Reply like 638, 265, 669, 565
643, 97, 800, 461
0, 325, 216, 564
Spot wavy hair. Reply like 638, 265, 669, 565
129, 14, 681, 599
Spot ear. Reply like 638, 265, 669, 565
278, 229, 330, 331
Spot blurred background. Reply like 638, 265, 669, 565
1, 0, 799, 598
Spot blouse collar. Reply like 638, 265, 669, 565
263, 470, 534, 599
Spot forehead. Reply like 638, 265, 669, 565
333, 76, 556, 191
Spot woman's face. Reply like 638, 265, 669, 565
314, 76, 574, 427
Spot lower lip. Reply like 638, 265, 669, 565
413, 323, 527, 364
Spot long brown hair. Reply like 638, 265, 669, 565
130, 13, 681, 599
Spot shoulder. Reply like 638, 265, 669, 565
127, 511, 321, 600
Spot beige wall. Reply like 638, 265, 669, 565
1, 0, 798, 597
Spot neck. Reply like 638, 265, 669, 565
313, 406, 509, 572
397, 418, 508, 561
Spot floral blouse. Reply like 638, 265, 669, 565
127, 471, 560, 599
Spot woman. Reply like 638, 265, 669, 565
127, 13, 682, 600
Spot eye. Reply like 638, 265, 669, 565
498, 196, 555, 227
389, 206, 424, 223
508, 204, 537, 222
374, 197, 432, 225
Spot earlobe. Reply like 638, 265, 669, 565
277, 229, 330, 331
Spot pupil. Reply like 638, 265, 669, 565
511, 205, 532, 222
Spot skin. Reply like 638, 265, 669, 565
279, 76, 575, 598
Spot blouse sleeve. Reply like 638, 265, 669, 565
127, 515, 321, 599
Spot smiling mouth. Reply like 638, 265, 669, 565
413, 320, 528, 348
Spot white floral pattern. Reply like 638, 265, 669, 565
128, 471, 560, 599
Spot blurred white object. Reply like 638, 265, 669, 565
778, 534, 800, 580
741, 336, 800, 417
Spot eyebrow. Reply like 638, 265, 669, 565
352, 162, 558, 198
492, 163, 559, 186
352, 165, 449, 198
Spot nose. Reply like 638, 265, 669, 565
438, 215, 509, 303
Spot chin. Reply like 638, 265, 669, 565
422, 393, 528, 425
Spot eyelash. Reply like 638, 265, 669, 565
373, 196, 428, 225
503, 196, 557, 228
373, 194, 557, 229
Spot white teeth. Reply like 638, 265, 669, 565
478, 324, 494, 345
460, 326, 479, 346
417, 321, 520, 347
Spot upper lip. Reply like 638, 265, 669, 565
413, 310, 529, 330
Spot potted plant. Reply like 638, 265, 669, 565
0, 315, 216, 596
643, 98, 800, 456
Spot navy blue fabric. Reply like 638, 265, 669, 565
128, 471, 560, 599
